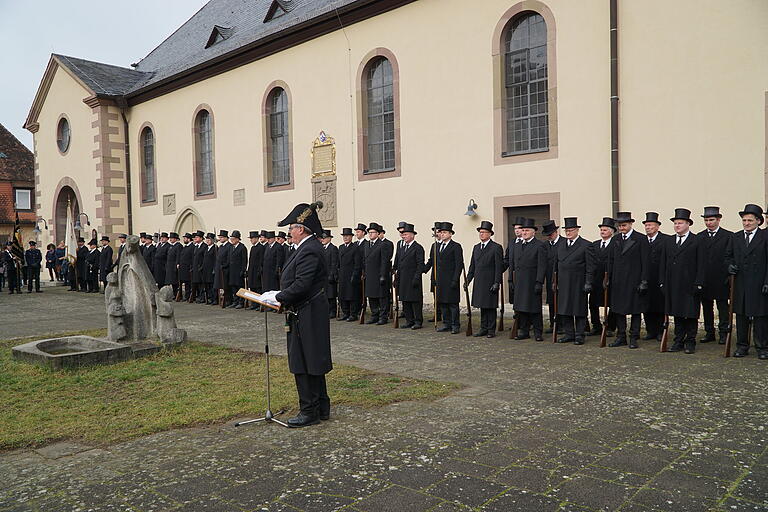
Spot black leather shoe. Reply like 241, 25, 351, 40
534, 335, 544, 342
733, 350, 748, 358
400, 323, 414, 329
451, 328, 460, 334
684, 343, 695, 354
347, 316, 358, 322
515, 334, 531, 340
629, 339, 639, 349
486, 333, 496, 338
668, 343, 683, 352
337, 316, 349, 321
319, 410, 330, 421
557, 336, 574, 343
700, 332, 715, 343
608, 338, 627, 347
436, 326, 450, 332
287, 413, 320, 428
376, 319, 388, 325
366, 318, 379, 325
473, 331, 488, 337
573, 338, 584, 345
758, 352, 768, 360
642, 334, 656, 341
588, 327, 602, 336
411, 324, 423, 330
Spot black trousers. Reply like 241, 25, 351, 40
439, 302, 460, 329
480, 308, 496, 333
701, 298, 729, 335
7, 266, 19, 292
615, 313, 641, 339
672, 317, 698, 345
294, 373, 330, 417
736, 314, 768, 351
560, 315, 587, 340
87, 277, 99, 293
328, 297, 337, 317
403, 300, 423, 326
644, 312, 665, 337
339, 299, 358, 319
367, 297, 382, 321
205, 283, 216, 303
79, 270, 88, 291
27, 267, 40, 292
180, 280, 191, 299
516, 311, 543, 336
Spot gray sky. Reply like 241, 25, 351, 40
0, 0, 209, 149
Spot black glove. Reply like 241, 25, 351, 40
534, 282, 542, 294
583, 283, 592, 294
762, 284, 768, 296
490, 283, 500, 293
637, 281, 648, 295
379, 276, 386, 285
728, 264, 739, 275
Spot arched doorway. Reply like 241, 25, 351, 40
54, 186, 80, 244
175, 207, 204, 235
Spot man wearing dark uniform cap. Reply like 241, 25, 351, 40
24, 241, 43, 293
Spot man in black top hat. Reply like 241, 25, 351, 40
165, 233, 182, 296
74, 237, 88, 291
607, 212, 649, 348
465, 220, 503, 337
24, 241, 42, 293
642, 212, 670, 341
176, 233, 195, 300
262, 230, 284, 296
191, 231, 206, 303
726, 204, 768, 359
320, 230, 339, 317
425, 222, 464, 334
214, 230, 232, 306
203, 233, 218, 304
393, 223, 425, 329
98, 235, 114, 292
275, 202, 332, 427
542, 220, 564, 335
659, 208, 706, 354
353, 223, 367, 316
227, 231, 248, 309
553, 218, 592, 345
503, 216, 526, 311
116, 233, 127, 267
142, 234, 156, 276
86, 238, 100, 292
246, 231, 266, 310
588, 218, 617, 335
698, 206, 733, 343
363, 223, 394, 325
153, 232, 170, 289
337, 227, 363, 321
511, 218, 547, 340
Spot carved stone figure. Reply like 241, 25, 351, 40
105, 272, 127, 341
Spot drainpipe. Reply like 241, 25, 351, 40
117, 99, 134, 235
609, 0, 620, 216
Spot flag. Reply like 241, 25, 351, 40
11, 211, 24, 260
65, 202, 77, 263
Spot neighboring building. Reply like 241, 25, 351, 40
24, 0, 768, 269
0, 122, 35, 242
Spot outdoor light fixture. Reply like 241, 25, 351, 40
464, 199, 478, 216
33, 218, 49, 234
73, 212, 90, 231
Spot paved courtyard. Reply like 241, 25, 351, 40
1, 287, 767, 512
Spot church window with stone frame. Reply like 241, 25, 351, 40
140, 127, 156, 203
56, 116, 70, 153
267, 87, 290, 187
194, 109, 215, 197
364, 57, 395, 173
503, 12, 549, 155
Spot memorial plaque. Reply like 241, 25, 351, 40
162, 194, 176, 216
233, 188, 245, 207
311, 131, 336, 177
312, 176, 337, 227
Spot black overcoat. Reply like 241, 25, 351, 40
227, 242, 248, 288
261, 242, 284, 291
322, 243, 339, 298
726, 229, 768, 316
608, 230, 650, 315
86, 249, 100, 281
503, 239, 521, 304
467, 240, 503, 309
98, 245, 114, 281
363, 239, 393, 298
393, 240, 425, 302
192, 243, 205, 284
424, 240, 463, 303
153, 242, 169, 286
164, 243, 182, 285
588, 238, 612, 290
697, 227, 733, 300
545, 237, 565, 305
337, 242, 362, 301
512, 238, 547, 313
143, 244, 155, 275
276, 236, 332, 376
553, 237, 592, 317
76, 245, 89, 279
659, 233, 706, 318
178, 243, 195, 282
645, 234, 671, 314
247, 243, 265, 291
213, 242, 231, 289
202, 244, 217, 284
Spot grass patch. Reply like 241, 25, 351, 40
0, 330, 458, 450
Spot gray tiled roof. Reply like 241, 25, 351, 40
53, 54, 151, 97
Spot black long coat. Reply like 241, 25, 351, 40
337, 242, 363, 301
202, 244, 217, 284
227, 242, 248, 288
98, 245, 114, 281
659, 233, 706, 318
588, 238, 612, 290
553, 237, 592, 317
467, 240, 503, 309
363, 239, 394, 298
726, 229, 768, 316
697, 227, 733, 300
545, 237, 565, 305
247, 243, 265, 291
322, 243, 339, 298
393, 240, 425, 302
178, 243, 195, 282
143, 244, 155, 275
608, 230, 650, 315
424, 240, 464, 303
213, 242, 231, 289
512, 238, 547, 313
261, 242, 284, 291
164, 243, 182, 285
504, 239, 521, 304
645, 234, 671, 314
76, 245, 89, 279
86, 249, 100, 281
153, 242, 169, 286
276, 236, 332, 376
192, 243, 205, 284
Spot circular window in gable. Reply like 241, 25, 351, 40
57, 116, 70, 153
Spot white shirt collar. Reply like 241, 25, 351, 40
676, 231, 691, 242
647, 233, 657, 242
295, 235, 312, 249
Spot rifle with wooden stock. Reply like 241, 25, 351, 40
392, 271, 399, 329
599, 272, 609, 348
509, 272, 517, 339
218, 269, 225, 308
498, 280, 505, 333
175, 266, 183, 302
551, 271, 558, 343
462, 267, 472, 337
659, 314, 670, 352
359, 273, 366, 324
724, 274, 735, 357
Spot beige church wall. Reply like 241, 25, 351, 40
618, 0, 768, 233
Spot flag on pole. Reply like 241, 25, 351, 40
65, 200, 77, 263
11, 211, 24, 260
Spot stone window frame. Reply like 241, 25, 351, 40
262, 81, 295, 192
192, 104, 217, 200
356, 48, 402, 182
56, 113, 71, 155
492, 1, 558, 166
13, 187, 34, 211
138, 122, 158, 206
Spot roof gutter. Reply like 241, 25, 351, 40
610, 0, 620, 216
116, 98, 134, 235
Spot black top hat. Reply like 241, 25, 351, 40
438, 222, 455, 234
205, 232, 216, 240
598, 217, 617, 231
477, 220, 494, 234
614, 211, 635, 223
139, 232, 148, 238
265, 231, 276, 238
169, 232, 179, 239
355, 223, 367, 232
183, 233, 192, 239
432, 221, 442, 231
118, 233, 127, 239
230, 230, 241, 239
341, 227, 354, 236
368, 222, 384, 233
77, 237, 85, 243
520, 218, 537, 230
402, 223, 417, 234
563, 217, 580, 229
541, 220, 558, 236
249, 231, 259, 238
739, 204, 764, 225
160, 232, 169, 239
670, 208, 693, 225
28, 240, 36, 245
701, 206, 722, 218
397, 221, 407, 231
278, 201, 324, 235
258, 230, 267, 237
321, 229, 333, 238
643, 212, 661, 225
195, 230, 205, 238
513, 216, 526, 226
218, 230, 229, 237
101, 235, 110, 242
276, 231, 287, 239
88, 238, 98, 246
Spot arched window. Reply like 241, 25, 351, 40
140, 126, 156, 203
268, 88, 290, 186
365, 57, 395, 173
504, 12, 548, 155
194, 108, 215, 197
56, 116, 70, 154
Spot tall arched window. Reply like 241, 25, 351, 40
366, 57, 395, 173
504, 12, 548, 155
268, 88, 290, 186
140, 127, 156, 203
194, 108, 215, 196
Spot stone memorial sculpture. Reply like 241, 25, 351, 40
155, 285, 187, 344
105, 273, 127, 341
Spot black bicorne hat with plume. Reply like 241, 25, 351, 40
278, 201, 324, 235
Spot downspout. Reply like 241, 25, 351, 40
117, 99, 134, 235
609, 0, 620, 216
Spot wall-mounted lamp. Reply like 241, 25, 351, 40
464, 199, 478, 216
73, 213, 90, 231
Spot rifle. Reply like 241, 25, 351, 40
498, 280, 505, 333
359, 273, 366, 324
599, 272, 609, 348
551, 271, 558, 343
724, 274, 735, 357
392, 271, 399, 328
175, 266, 182, 302
659, 314, 670, 352
462, 267, 473, 336
218, 269, 225, 308
509, 271, 517, 339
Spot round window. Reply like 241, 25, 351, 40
57, 117, 70, 153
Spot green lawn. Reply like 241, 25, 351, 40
0, 330, 458, 449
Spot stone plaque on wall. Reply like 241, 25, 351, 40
233, 188, 245, 207
311, 131, 336, 177
311, 131, 337, 227
163, 194, 176, 216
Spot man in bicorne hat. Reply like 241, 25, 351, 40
553, 218, 592, 345
393, 223, 425, 330
588, 218, 616, 336
275, 202, 332, 427
511, 218, 546, 340
363, 223, 393, 325
320, 230, 339, 318
465, 220, 504, 338
337, 227, 363, 321
726, 204, 768, 359
542, 220, 564, 335
698, 206, 733, 344
425, 222, 464, 334
642, 212, 670, 341
228, 230, 248, 309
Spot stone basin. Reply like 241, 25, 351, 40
12, 336, 134, 370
